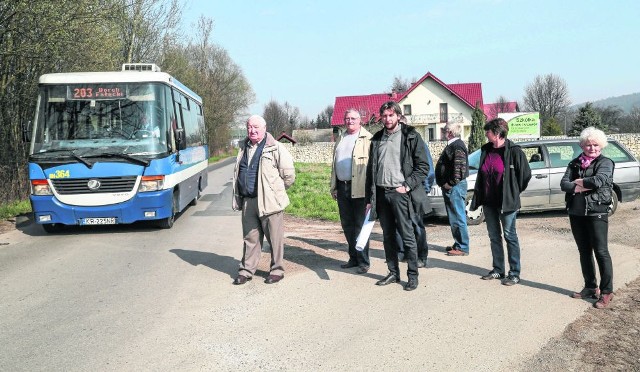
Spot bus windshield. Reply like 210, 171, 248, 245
31, 82, 172, 157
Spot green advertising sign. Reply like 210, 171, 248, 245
498, 112, 540, 139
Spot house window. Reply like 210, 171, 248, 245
439, 103, 448, 123
403, 104, 412, 116
428, 128, 434, 141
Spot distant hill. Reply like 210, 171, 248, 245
571, 92, 640, 113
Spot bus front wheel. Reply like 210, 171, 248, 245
157, 192, 178, 229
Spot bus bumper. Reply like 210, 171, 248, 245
30, 189, 174, 226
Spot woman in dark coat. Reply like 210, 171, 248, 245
560, 127, 615, 309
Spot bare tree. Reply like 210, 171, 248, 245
488, 95, 515, 119
523, 74, 571, 124
117, 0, 183, 63
283, 102, 300, 130
162, 16, 254, 154
618, 105, 640, 133
594, 105, 624, 132
263, 100, 290, 137
390, 75, 413, 93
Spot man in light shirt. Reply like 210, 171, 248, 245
330, 109, 373, 274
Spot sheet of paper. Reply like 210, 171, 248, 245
356, 209, 374, 251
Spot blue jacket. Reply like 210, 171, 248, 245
423, 144, 435, 192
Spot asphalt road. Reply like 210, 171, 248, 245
1, 160, 639, 371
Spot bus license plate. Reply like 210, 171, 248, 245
82, 217, 116, 225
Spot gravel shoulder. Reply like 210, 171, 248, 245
283, 199, 640, 370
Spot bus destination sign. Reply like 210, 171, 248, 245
68, 85, 126, 100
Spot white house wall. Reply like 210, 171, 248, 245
399, 79, 474, 141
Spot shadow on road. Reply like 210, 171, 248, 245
170, 248, 239, 279
286, 235, 573, 296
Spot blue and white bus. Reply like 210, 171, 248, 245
28, 63, 208, 232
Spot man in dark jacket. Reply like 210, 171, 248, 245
470, 118, 531, 286
365, 101, 430, 291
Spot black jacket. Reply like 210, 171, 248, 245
560, 154, 615, 216
470, 139, 531, 213
365, 124, 430, 220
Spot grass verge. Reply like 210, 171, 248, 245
286, 163, 339, 222
0, 200, 31, 220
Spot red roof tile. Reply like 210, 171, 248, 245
448, 83, 483, 108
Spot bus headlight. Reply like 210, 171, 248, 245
139, 175, 164, 192
31, 179, 53, 195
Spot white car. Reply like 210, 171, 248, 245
427, 138, 640, 225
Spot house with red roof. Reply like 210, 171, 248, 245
331, 71, 517, 141
483, 101, 520, 121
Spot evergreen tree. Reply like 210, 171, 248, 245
569, 102, 605, 136
468, 104, 486, 153
541, 118, 563, 136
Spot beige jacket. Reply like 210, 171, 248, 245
232, 133, 296, 216
330, 127, 372, 199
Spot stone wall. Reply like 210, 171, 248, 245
285, 133, 640, 164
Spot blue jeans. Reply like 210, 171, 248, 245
442, 180, 469, 253
483, 206, 521, 277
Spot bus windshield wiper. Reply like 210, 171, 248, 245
84, 152, 150, 167
31, 149, 94, 168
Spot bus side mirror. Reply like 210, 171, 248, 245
175, 128, 187, 150
22, 121, 32, 142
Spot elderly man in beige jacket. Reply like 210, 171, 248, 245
330, 109, 372, 274
232, 115, 295, 285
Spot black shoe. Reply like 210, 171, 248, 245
264, 274, 284, 284
501, 275, 520, 286
340, 261, 358, 269
357, 266, 369, 274
376, 273, 400, 286
417, 259, 428, 268
233, 275, 251, 285
481, 271, 505, 280
404, 278, 418, 291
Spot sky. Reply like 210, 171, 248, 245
180, 0, 640, 119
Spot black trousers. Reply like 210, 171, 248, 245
396, 210, 428, 261
336, 181, 369, 267
569, 214, 613, 293
376, 187, 418, 280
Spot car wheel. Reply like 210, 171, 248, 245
465, 193, 484, 225
608, 191, 619, 216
